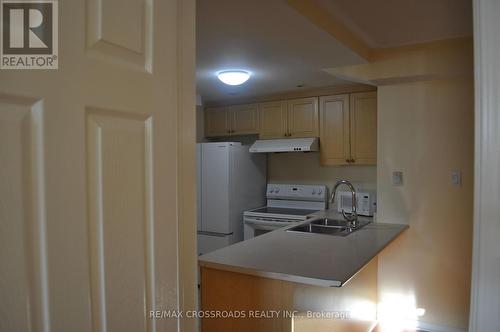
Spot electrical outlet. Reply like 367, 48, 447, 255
392, 171, 403, 186
451, 170, 462, 186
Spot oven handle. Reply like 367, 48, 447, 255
244, 218, 296, 230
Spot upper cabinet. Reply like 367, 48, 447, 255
259, 97, 319, 138
319, 94, 350, 165
319, 91, 377, 165
349, 92, 377, 164
205, 107, 230, 137
287, 97, 319, 138
205, 104, 259, 137
204, 92, 376, 166
258, 101, 287, 139
230, 104, 260, 135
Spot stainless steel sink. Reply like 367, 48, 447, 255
310, 218, 349, 227
287, 218, 371, 237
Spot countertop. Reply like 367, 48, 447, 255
198, 209, 408, 287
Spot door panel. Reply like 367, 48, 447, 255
319, 95, 350, 165
287, 97, 319, 138
205, 108, 229, 137
259, 101, 287, 138
86, 110, 154, 332
86, 0, 153, 71
230, 104, 259, 135
0, 0, 193, 331
0, 98, 48, 332
350, 92, 377, 165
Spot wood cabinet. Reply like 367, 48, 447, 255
349, 92, 377, 164
230, 103, 260, 135
201, 259, 378, 332
205, 104, 259, 137
319, 94, 351, 165
319, 91, 377, 165
205, 107, 230, 137
259, 97, 319, 138
258, 101, 287, 138
287, 97, 319, 138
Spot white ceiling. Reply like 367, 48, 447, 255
196, 0, 473, 102
319, 0, 472, 48
196, 0, 364, 102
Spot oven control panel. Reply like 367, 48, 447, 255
266, 184, 327, 201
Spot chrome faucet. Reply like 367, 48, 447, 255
330, 180, 358, 227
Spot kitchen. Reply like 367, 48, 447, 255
195, 1, 474, 332
1, 1, 497, 332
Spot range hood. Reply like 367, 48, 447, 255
249, 138, 319, 153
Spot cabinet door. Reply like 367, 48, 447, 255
350, 92, 377, 165
319, 95, 351, 165
259, 101, 288, 138
230, 104, 259, 135
205, 107, 230, 137
287, 97, 319, 137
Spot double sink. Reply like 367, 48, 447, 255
287, 218, 371, 237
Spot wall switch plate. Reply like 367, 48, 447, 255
392, 171, 403, 186
451, 170, 462, 186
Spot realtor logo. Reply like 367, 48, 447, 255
1, 0, 58, 69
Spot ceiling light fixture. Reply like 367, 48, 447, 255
217, 70, 251, 86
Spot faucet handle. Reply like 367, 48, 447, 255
342, 210, 358, 225
341, 211, 357, 230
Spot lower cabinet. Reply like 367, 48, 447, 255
200, 258, 378, 332
319, 91, 377, 166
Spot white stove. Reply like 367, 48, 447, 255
243, 184, 328, 239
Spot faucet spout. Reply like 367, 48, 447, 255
330, 180, 358, 227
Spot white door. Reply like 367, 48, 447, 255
0, 1, 194, 332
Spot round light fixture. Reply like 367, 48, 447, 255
217, 70, 251, 86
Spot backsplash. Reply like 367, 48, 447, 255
268, 152, 377, 193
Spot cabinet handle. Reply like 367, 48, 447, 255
350, 159, 355, 163
346, 159, 350, 163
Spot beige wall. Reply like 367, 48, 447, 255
196, 105, 207, 142
268, 152, 377, 195
376, 78, 473, 330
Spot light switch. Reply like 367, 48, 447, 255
451, 170, 462, 186
392, 171, 403, 186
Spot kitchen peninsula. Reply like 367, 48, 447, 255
198, 211, 407, 332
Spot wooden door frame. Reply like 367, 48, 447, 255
177, 0, 197, 331
469, 0, 500, 331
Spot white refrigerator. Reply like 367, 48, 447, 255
197, 142, 266, 255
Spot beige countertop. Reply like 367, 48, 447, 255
198, 209, 408, 287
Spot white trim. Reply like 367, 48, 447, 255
469, 1, 500, 331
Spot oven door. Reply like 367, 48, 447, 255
243, 216, 299, 240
